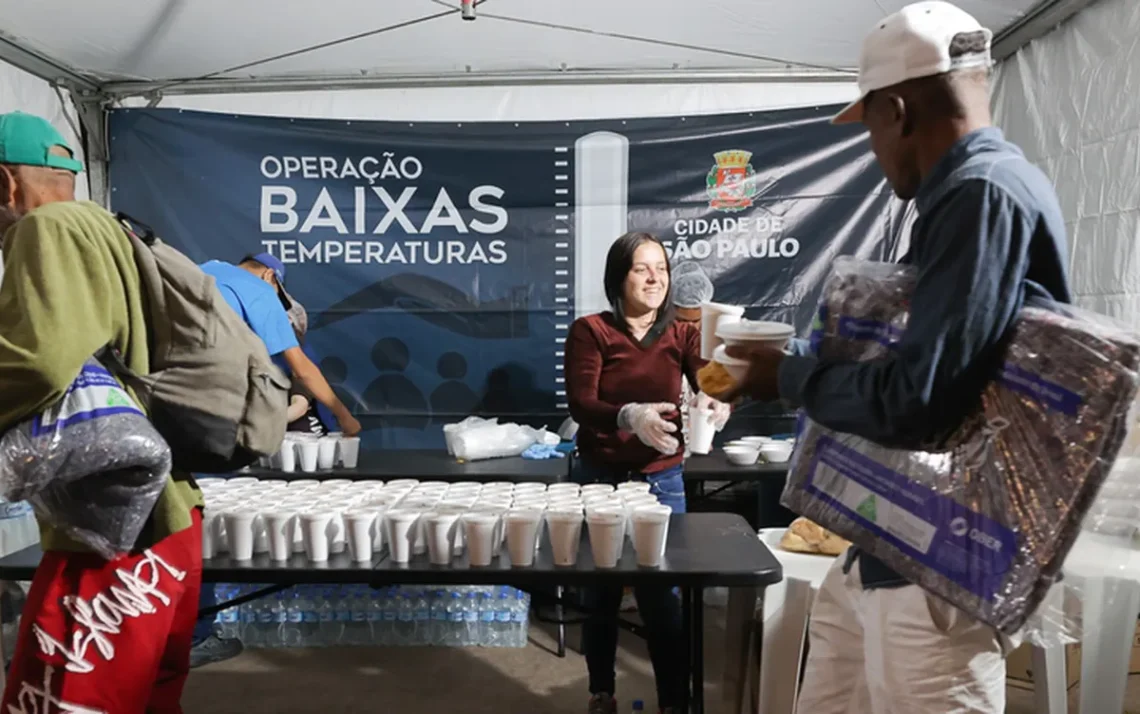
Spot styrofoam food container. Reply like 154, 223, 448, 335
713, 344, 750, 380
715, 319, 795, 348
724, 445, 760, 466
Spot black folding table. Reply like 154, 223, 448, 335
0, 513, 781, 714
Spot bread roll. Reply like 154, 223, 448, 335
779, 517, 851, 557
698, 361, 736, 397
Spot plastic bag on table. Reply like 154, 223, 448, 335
782, 257, 1140, 641
0, 359, 171, 559
452, 422, 546, 461
443, 416, 499, 455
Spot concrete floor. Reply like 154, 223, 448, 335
180, 607, 1140, 714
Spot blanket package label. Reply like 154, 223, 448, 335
30, 362, 142, 438
803, 433, 1015, 601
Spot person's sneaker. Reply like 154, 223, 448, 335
189, 634, 243, 669
588, 693, 617, 714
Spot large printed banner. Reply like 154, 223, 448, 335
108, 106, 906, 449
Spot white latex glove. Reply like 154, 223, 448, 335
693, 392, 732, 431
617, 402, 680, 455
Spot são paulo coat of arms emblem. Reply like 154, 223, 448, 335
706, 150, 758, 212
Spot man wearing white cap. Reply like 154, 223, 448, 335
722, 2, 1071, 712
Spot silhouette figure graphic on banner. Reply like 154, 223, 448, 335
318, 356, 366, 414
430, 352, 479, 424
362, 337, 429, 430
477, 361, 557, 427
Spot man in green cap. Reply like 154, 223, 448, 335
0, 111, 204, 713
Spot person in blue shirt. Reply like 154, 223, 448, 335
723, 4, 1071, 714
189, 253, 361, 668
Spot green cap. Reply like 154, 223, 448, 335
0, 112, 83, 173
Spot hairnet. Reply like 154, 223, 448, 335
285, 292, 308, 341
672, 262, 715, 308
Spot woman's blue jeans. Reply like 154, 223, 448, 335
573, 458, 687, 709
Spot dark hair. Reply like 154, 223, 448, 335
602, 231, 674, 330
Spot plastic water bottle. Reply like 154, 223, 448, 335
239, 590, 259, 647
396, 594, 416, 645
348, 587, 369, 646
478, 591, 497, 647
382, 589, 401, 646
256, 594, 277, 648
283, 589, 304, 647
300, 586, 320, 646
632, 700, 645, 713
317, 587, 336, 647
463, 592, 480, 646
333, 587, 352, 646
217, 585, 240, 639
367, 588, 385, 645
511, 590, 529, 647
494, 587, 513, 646
427, 589, 447, 645
445, 591, 464, 646
413, 590, 431, 645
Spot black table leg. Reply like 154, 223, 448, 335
691, 587, 705, 714
682, 587, 693, 713
556, 585, 566, 658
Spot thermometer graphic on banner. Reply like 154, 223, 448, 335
574, 131, 630, 319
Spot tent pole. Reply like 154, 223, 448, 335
72, 96, 110, 208
100, 68, 857, 99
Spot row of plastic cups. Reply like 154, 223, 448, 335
388, 499, 672, 569
267, 433, 362, 473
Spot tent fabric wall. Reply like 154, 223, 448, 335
0, 59, 89, 284
118, 81, 860, 121
0, 61, 88, 201
994, 0, 1140, 328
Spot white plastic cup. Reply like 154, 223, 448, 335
688, 407, 717, 454
387, 479, 420, 490
483, 481, 513, 493
513, 483, 547, 496
326, 510, 347, 554
252, 514, 270, 554
463, 512, 500, 567
317, 436, 338, 470
616, 481, 652, 495
449, 481, 481, 494
547, 483, 581, 498
289, 479, 320, 491
547, 510, 585, 566
400, 499, 436, 554
263, 511, 296, 561
278, 440, 298, 473
368, 505, 389, 552
229, 477, 259, 487
300, 511, 335, 562
201, 508, 220, 559
587, 507, 626, 568
581, 483, 616, 497
631, 504, 672, 567
344, 510, 377, 563
622, 494, 662, 537
298, 441, 320, 473
385, 509, 422, 564
321, 478, 354, 490
223, 510, 257, 561
424, 510, 462, 565
700, 301, 745, 360
505, 509, 543, 567
337, 436, 361, 469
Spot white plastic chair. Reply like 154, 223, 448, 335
754, 528, 836, 714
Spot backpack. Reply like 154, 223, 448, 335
99, 212, 290, 473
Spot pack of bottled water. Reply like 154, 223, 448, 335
213, 583, 530, 648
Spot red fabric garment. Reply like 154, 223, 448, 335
566, 312, 704, 473
3, 509, 203, 714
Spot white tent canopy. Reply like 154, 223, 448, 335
0, 0, 1095, 97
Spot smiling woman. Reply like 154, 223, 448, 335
563, 231, 704, 714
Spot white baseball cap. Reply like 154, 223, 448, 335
832, 1, 993, 125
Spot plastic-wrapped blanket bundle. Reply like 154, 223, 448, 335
783, 257, 1140, 636
0, 359, 171, 558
